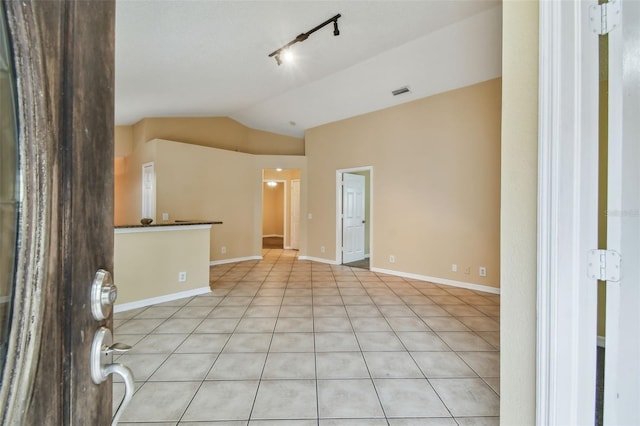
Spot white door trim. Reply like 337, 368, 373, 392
335, 166, 373, 265
537, 1, 599, 424
262, 179, 287, 245
289, 179, 300, 249
604, 1, 640, 421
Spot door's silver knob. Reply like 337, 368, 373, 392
91, 327, 135, 426
91, 269, 118, 321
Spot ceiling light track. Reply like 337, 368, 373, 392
268, 13, 341, 65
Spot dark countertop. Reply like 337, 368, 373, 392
115, 220, 223, 229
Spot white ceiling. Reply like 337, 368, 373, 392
115, 1, 502, 138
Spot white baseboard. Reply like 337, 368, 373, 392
114, 286, 211, 313
370, 267, 500, 295
210, 256, 262, 266
597, 336, 606, 348
297, 255, 340, 265
262, 234, 283, 238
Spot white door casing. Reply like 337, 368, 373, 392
262, 180, 287, 243
536, 0, 600, 424
342, 173, 366, 264
604, 0, 640, 422
290, 179, 300, 250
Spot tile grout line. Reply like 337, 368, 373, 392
173, 259, 248, 425
115, 249, 500, 424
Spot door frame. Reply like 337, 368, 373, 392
289, 179, 301, 250
537, 0, 600, 424
262, 179, 287, 246
603, 1, 640, 421
335, 166, 373, 265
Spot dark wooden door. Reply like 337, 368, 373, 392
1, 1, 115, 424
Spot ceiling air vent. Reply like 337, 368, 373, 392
392, 86, 410, 96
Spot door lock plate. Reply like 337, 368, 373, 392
91, 269, 117, 321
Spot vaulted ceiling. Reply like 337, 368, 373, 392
115, 1, 502, 138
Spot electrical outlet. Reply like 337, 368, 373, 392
464, 267, 471, 275
308, 213, 313, 219
479, 266, 487, 277
452, 263, 458, 272
221, 246, 227, 254
320, 246, 325, 253
178, 272, 187, 282
162, 212, 169, 221
389, 255, 395, 263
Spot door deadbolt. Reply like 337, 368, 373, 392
91, 269, 117, 321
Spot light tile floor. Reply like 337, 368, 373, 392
114, 249, 500, 425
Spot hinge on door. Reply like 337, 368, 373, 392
587, 249, 621, 282
589, 0, 620, 35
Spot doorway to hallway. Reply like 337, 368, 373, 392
261, 168, 301, 251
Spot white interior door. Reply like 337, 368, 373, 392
342, 173, 366, 264
142, 162, 155, 221
604, 1, 640, 422
290, 179, 300, 249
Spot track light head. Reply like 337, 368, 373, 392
268, 13, 342, 66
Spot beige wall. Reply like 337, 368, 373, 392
115, 117, 304, 156
114, 226, 210, 305
115, 125, 133, 157
247, 128, 304, 156
262, 182, 284, 236
114, 133, 158, 226
114, 157, 127, 225
598, 76, 608, 337
500, 1, 538, 423
305, 78, 501, 288
115, 137, 307, 262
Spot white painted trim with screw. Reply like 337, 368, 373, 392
536, 1, 599, 424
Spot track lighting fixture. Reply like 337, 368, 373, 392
268, 13, 341, 66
